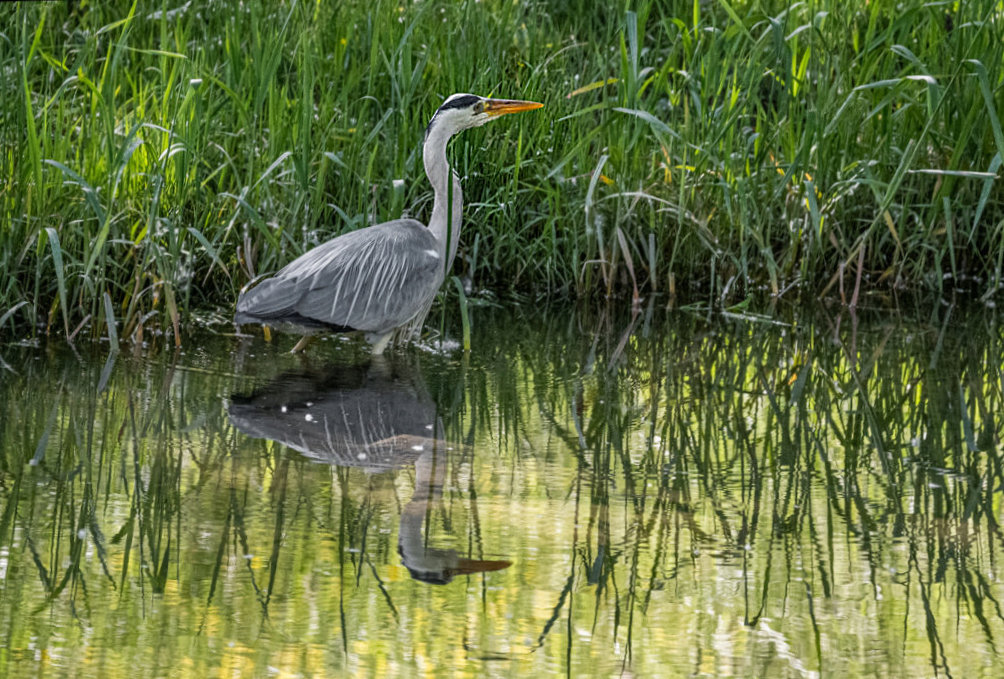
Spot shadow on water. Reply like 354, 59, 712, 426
0, 302, 1002, 677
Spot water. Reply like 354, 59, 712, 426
1, 303, 1002, 678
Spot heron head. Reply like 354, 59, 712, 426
425, 93, 543, 139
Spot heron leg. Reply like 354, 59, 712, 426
369, 332, 393, 355
290, 335, 314, 353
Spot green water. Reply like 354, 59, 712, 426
1, 304, 1002, 678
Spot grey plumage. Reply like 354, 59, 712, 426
234, 93, 543, 353
235, 219, 442, 344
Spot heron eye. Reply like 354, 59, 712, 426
473, 101, 484, 114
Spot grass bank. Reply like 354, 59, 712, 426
2, 0, 1003, 342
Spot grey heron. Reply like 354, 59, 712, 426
234, 93, 544, 353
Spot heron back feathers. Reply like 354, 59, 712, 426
235, 219, 444, 335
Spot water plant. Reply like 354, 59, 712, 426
1, 305, 1001, 676
2, 0, 1003, 343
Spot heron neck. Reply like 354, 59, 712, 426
423, 127, 463, 271
398, 448, 445, 560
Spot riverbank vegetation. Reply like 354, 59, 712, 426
2, 0, 1003, 342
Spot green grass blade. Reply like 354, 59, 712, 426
450, 276, 471, 352
42, 160, 106, 225
102, 291, 118, 348
43, 227, 70, 338
972, 154, 1002, 237
0, 302, 29, 333
969, 60, 1004, 162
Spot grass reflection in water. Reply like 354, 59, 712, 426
0, 304, 1002, 678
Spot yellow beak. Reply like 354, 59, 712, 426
483, 98, 544, 117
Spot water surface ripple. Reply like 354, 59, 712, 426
1, 305, 1002, 678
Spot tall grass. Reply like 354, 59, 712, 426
2, 0, 1003, 343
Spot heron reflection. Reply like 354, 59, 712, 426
228, 358, 510, 584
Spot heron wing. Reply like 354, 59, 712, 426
236, 220, 444, 333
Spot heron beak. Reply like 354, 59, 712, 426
483, 98, 544, 117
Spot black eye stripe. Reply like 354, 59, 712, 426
437, 95, 481, 111
425, 94, 484, 139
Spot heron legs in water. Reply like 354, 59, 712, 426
291, 335, 314, 353
289, 331, 391, 354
